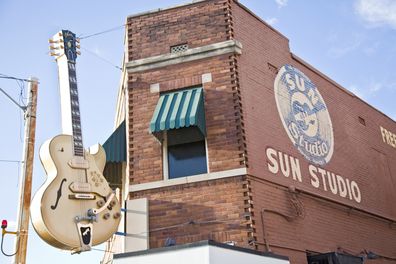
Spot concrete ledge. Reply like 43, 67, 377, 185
129, 167, 247, 192
126, 40, 243, 73
114, 240, 289, 263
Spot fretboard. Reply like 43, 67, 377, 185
67, 62, 84, 157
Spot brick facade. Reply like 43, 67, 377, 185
124, 0, 396, 263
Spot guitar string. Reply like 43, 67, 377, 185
70, 60, 85, 240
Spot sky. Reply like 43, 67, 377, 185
0, 0, 395, 263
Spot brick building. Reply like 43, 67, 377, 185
105, 0, 396, 263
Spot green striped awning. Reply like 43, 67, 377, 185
103, 121, 126, 163
149, 87, 206, 136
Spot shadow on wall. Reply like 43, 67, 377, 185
146, 199, 246, 248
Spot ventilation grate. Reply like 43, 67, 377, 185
171, 43, 189, 54
358, 116, 366, 126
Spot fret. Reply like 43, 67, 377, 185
69, 76, 77, 83
68, 63, 76, 71
67, 61, 84, 157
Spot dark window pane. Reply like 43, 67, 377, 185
168, 140, 207, 179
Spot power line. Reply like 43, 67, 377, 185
0, 74, 35, 83
79, 24, 126, 40
81, 47, 122, 71
0, 159, 23, 164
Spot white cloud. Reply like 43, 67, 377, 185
327, 34, 363, 58
369, 82, 382, 93
265, 17, 278, 26
362, 41, 380, 55
348, 85, 365, 99
355, 0, 396, 29
348, 81, 389, 99
275, 0, 288, 8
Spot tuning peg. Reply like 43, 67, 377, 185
49, 45, 59, 50
76, 44, 81, 49
50, 52, 60, 57
76, 51, 81, 55
76, 38, 80, 43
58, 32, 63, 36
49, 39, 59, 44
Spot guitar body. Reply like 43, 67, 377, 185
31, 134, 121, 250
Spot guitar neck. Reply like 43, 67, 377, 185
68, 62, 84, 156
50, 30, 84, 157
57, 58, 84, 156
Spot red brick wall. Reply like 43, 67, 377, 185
233, 1, 396, 262
233, 0, 396, 215
131, 176, 251, 248
127, 56, 245, 184
127, 0, 232, 61
249, 179, 396, 264
126, 0, 247, 185
125, 0, 396, 262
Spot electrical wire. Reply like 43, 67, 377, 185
0, 74, 34, 83
1, 234, 18, 257
0, 159, 22, 163
80, 47, 122, 71
79, 24, 126, 40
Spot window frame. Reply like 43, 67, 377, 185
162, 131, 210, 180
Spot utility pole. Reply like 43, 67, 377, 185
13, 77, 38, 264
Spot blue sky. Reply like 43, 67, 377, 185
0, 0, 395, 263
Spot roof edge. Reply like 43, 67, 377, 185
233, 0, 289, 42
291, 53, 395, 123
127, 0, 207, 19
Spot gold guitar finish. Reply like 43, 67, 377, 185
30, 30, 121, 252
31, 135, 121, 250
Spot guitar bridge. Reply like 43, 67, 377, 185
69, 193, 95, 200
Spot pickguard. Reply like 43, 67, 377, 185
51, 178, 67, 210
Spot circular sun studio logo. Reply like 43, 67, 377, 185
274, 65, 334, 165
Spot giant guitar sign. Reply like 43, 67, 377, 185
30, 30, 121, 253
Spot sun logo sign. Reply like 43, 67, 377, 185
274, 65, 334, 166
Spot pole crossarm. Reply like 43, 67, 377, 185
0, 87, 27, 112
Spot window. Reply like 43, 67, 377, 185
164, 127, 208, 179
168, 140, 207, 179
149, 87, 207, 179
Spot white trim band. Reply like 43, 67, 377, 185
126, 40, 243, 73
129, 167, 247, 192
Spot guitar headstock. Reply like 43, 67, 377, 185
49, 30, 81, 62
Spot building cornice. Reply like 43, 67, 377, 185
127, 0, 207, 19
126, 40, 243, 73
129, 167, 247, 192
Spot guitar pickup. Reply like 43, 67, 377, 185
69, 182, 92, 193
69, 193, 95, 200
68, 156, 89, 169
